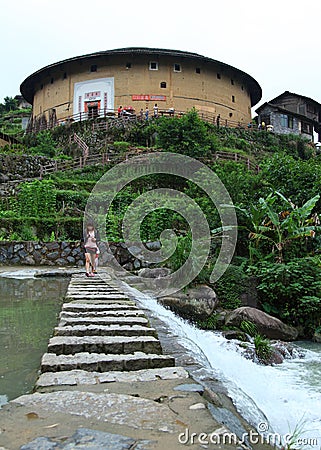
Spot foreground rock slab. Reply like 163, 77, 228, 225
13, 391, 180, 433
21, 428, 151, 450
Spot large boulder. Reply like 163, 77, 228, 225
158, 285, 218, 320
225, 306, 298, 341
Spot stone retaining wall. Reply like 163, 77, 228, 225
0, 154, 56, 182
0, 241, 159, 268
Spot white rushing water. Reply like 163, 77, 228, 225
129, 288, 321, 445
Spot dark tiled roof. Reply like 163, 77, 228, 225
256, 91, 321, 114
20, 47, 262, 106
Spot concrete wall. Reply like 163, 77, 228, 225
0, 240, 158, 270
31, 53, 253, 125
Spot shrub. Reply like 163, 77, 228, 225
197, 314, 219, 330
250, 259, 321, 336
240, 320, 257, 337
28, 130, 58, 157
156, 109, 211, 156
17, 180, 56, 217
113, 141, 131, 153
214, 264, 247, 309
254, 334, 272, 362
166, 234, 192, 273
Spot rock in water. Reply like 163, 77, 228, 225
158, 285, 218, 320
225, 306, 298, 341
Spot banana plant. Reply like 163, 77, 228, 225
235, 192, 320, 262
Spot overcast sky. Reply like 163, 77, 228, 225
1, 0, 320, 113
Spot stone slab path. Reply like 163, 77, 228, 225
0, 271, 273, 449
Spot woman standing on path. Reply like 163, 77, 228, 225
83, 223, 100, 277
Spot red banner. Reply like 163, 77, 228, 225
132, 95, 166, 101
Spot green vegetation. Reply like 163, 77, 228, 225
197, 314, 220, 330
240, 320, 257, 336
0, 109, 320, 337
253, 334, 273, 362
0, 96, 31, 138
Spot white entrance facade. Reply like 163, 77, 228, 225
73, 78, 114, 119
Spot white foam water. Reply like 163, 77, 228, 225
129, 288, 321, 444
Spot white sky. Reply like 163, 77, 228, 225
1, 0, 320, 114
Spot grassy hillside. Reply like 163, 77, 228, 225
0, 110, 320, 336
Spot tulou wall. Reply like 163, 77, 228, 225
21, 48, 262, 128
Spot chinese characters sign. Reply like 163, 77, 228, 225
132, 95, 166, 101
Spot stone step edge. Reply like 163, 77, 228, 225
36, 366, 189, 388
64, 297, 132, 302
41, 351, 175, 372
60, 310, 145, 318
49, 335, 160, 343
54, 325, 158, 337
63, 300, 136, 306
47, 336, 162, 355
62, 303, 138, 310
59, 317, 149, 327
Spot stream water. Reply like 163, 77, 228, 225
0, 270, 68, 406
130, 289, 321, 447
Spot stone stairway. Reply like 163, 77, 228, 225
0, 272, 270, 450
37, 273, 178, 387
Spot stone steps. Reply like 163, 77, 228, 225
36, 367, 188, 388
48, 335, 162, 355
62, 303, 138, 311
60, 309, 145, 318
41, 352, 175, 373
64, 299, 136, 306
65, 294, 130, 301
59, 316, 149, 327
65, 300, 136, 305
38, 273, 176, 386
54, 324, 158, 337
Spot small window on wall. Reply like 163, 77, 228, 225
195, 67, 201, 74
241, 85, 244, 91
288, 116, 294, 129
280, 114, 288, 128
63, 72, 67, 79
229, 113, 233, 118
160, 81, 167, 88
149, 61, 158, 70
90, 64, 97, 72
126, 62, 132, 69
217, 73, 221, 79
231, 79, 234, 85
232, 95, 235, 103
174, 63, 181, 72
302, 122, 311, 133
50, 78, 54, 84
